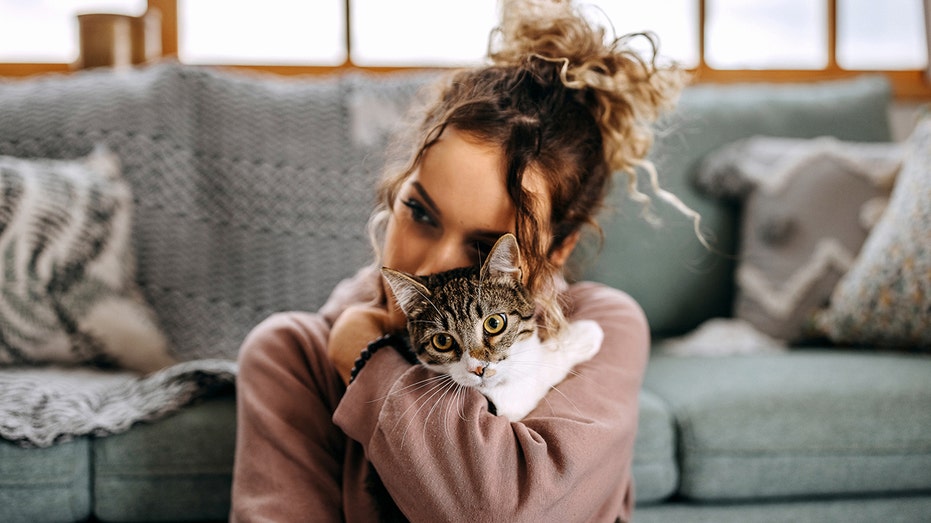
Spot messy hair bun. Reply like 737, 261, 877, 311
370, 0, 703, 338
490, 0, 703, 235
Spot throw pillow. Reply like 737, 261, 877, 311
816, 117, 931, 349
0, 147, 175, 373
696, 136, 904, 343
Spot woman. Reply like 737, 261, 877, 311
231, 1, 688, 521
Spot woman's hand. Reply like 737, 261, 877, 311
328, 304, 392, 384
328, 275, 411, 384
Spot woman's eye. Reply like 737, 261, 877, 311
403, 199, 435, 226
431, 333, 455, 352
483, 314, 508, 336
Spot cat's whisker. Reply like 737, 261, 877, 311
393, 376, 452, 438
542, 383, 585, 417
398, 375, 460, 449
509, 359, 599, 388
368, 373, 449, 404
456, 385, 470, 422
445, 382, 471, 428
502, 364, 589, 418
412, 288, 443, 318
442, 386, 456, 440
421, 379, 458, 446
496, 360, 588, 415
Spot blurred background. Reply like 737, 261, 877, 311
0, 0, 928, 106
0, 0, 925, 68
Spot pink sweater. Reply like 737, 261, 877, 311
231, 267, 649, 522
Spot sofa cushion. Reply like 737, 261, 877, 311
643, 351, 931, 501
635, 495, 931, 523
0, 438, 91, 522
817, 116, 931, 349
694, 136, 902, 343
633, 388, 678, 504
0, 147, 173, 373
580, 76, 893, 336
93, 394, 236, 522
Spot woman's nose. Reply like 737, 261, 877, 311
415, 239, 471, 276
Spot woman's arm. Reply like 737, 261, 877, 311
232, 266, 383, 521
333, 281, 649, 522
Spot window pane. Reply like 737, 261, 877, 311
179, 0, 345, 65
351, 0, 498, 66
591, 0, 699, 68
838, 0, 927, 70
706, 0, 828, 69
0, 0, 145, 62
352, 1, 697, 67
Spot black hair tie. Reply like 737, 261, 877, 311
348, 334, 416, 384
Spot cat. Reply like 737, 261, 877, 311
381, 233, 603, 421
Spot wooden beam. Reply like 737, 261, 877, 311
827, 0, 838, 70
147, 0, 177, 57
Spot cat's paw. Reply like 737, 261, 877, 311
564, 319, 603, 363
484, 386, 537, 422
490, 401, 534, 422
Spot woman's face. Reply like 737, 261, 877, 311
382, 127, 520, 277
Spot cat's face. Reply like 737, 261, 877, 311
382, 234, 536, 390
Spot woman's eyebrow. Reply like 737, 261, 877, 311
473, 231, 511, 245
412, 181, 442, 217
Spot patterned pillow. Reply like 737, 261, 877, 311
696, 136, 903, 343
0, 148, 175, 373
817, 117, 931, 349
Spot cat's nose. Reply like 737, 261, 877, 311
470, 365, 497, 378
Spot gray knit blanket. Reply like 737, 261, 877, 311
0, 360, 236, 448
0, 63, 433, 447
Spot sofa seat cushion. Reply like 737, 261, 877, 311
635, 495, 931, 523
643, 351, 931, 501
633, 389, 678, 504
93, 393, 236, 522
0, 438, 91, 523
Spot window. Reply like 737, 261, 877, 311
706, 0, 827, 69
178, 0, 345, 65
837, 0, 927, 70
349, 0, 699, 68
1, 0, 928, 99
351, 0, 498, 66
585, 0, 699, 68
0, 0, 146, 63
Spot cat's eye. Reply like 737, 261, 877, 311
431, 333, 455, 352
483, 314, 507, 335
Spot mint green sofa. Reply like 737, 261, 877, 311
0, 64, 928, 522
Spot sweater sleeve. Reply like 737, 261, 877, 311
332, 281, 649, 522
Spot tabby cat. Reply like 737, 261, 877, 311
381, 233, 603, 421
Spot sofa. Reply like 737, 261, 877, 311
0, 63, 928, 522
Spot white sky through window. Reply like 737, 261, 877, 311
0, 0, 925, 70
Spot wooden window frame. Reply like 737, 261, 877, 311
1, 0, 928, 100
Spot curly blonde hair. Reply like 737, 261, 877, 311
369, 0, 699, 337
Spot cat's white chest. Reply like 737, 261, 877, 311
473, 319, 603, 421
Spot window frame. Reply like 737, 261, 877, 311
0, 0, 928, 100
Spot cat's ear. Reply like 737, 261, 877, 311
480, 233, 522, 283
381, 268, 431, 317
